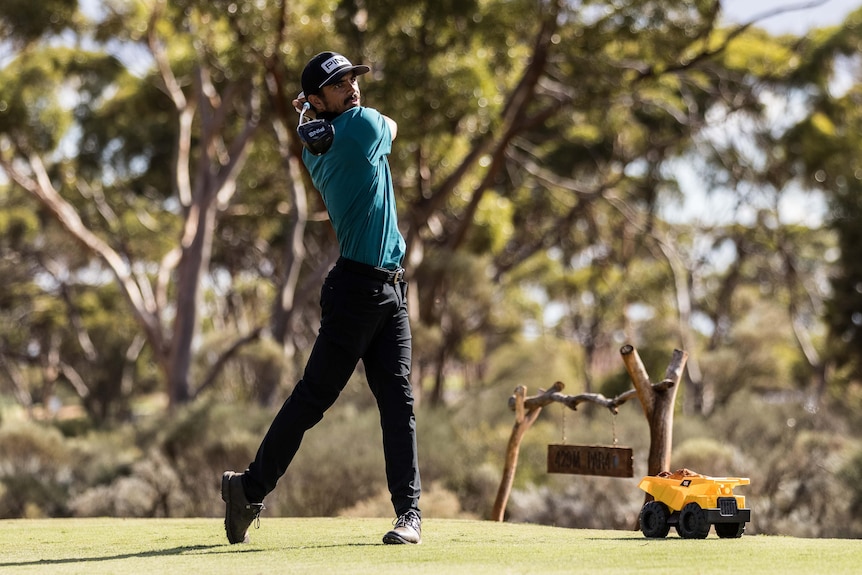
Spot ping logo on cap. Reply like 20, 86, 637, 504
321, 54, 350, 74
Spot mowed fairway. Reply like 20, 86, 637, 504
1, 517, 860, 575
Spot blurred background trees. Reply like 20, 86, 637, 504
1, 0, 861, 537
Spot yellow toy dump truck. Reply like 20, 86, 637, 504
638, 469, 751, 539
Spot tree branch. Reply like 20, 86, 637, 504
633, 0, 831, 81
148, 3, 195, 207
193, 327, 263, 397
2, 153, 165, 353
506, 379, 674, 416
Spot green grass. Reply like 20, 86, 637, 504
1, 517, 860, 574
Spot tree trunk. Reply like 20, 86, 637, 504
620, 345, 687, 475
168, 195, 217, 405
264, 53, 310, 353
270, 153, 308, 352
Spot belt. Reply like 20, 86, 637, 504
339, 257, 405, 284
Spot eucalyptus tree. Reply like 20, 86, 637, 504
0, 1, 158, 420
1, 0, 855, 420
776, 6, 862, 392
343, 0, 788, 402
0, 0, 307, 412
333, 0, 852, 411
676, 5, 862, 412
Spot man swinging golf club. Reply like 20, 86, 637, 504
221, 51, 422, 546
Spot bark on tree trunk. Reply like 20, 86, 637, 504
620, 345, 686, 476
270, 154, 308, 351
168, 187, 218, 406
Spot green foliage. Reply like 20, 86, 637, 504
0, 0, 78, 46
154, 400, 269, 515
194, 335, 291, 406
761, 429, 859, 538
0, 48, 72, 152
840, 447, 862, 523
679, 390, 862, 537
0, 421, 73, 517
0, 0, 855, 422
484, 337, 587, 409
696, 296, 804, 406
0, 203, 39, 250
273, 413, 389, 517
417, 405, 510, 516
721, 28, 800, 76
672, 437, 750, 476
1, 369, 861, 537
468, 191, 515, 255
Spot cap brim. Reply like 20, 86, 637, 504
320, 64, 371, 88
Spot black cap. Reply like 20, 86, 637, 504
301, 51, 370, 96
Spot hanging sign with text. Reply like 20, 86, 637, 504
547, 444, 634, 477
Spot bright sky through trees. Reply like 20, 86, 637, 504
722, 0, 861, 33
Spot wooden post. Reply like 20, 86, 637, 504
650, 348, 687, 474
491, 347, 686, 522
620, 345, 654, 421
491, 384, 548, 521
620, 345, 687, 476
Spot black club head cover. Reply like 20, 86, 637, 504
297, 118, 335, 156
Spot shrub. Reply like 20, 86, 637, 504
506, 476, 642, 530
672, 437, 751, 477
0, 421, 73, 518
753, 429, 857, 537
263, 404, 390, 517
839, 448, 862, 537
155, 399, 270, 516
69, 450, 183, 517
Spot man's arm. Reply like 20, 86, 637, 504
294, 90, 395, 140
383, 115, 397, 141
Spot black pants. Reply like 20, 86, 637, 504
243, 258, 421, 517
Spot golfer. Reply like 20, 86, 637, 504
221, 51, 422, 546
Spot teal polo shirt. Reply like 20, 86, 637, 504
303, 107, 405, 270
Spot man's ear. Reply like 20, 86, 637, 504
308, 93, 325, 112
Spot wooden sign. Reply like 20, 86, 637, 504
547, 444, 633, 477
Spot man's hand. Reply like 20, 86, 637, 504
293, 92, 316, 119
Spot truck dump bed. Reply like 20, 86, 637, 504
639, 471, 749, 512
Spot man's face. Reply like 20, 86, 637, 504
315, 72, 361, 114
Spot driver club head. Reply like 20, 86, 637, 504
297, 118, 335, 155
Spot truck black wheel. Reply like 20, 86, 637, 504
715, 522, 745, 538
677, 502, 710, 539
639, 501, 671, 538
